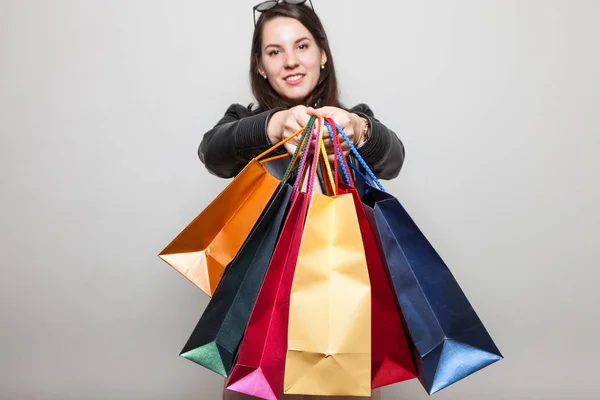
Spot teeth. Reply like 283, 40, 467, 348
286, 75, 303, 81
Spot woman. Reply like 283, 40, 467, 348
199, 2, 404, 183
203, 2, 403, 399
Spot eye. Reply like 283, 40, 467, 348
268, 49, 280, 56
298, 43, 309, 50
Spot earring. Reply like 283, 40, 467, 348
320, 65, 325, 70
262, 74, 267, 79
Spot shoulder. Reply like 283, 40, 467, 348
222, 102, 270, 116
221, 103, 255, 117
348, 103, 375, 117
221, 102, 278, 117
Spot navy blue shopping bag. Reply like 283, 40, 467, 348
329, 120, 503, 395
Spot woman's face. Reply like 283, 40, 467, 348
258, 16, 326, 105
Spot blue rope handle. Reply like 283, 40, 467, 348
348, 164, 375, 195
349, 163, 372, 185
323, 120, 352, 186
333, 122, 386, 192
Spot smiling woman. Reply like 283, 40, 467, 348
251, 1, 336, 111
259, 29, 325, 106
199, 3, 401, 400
198, 2, 405, 183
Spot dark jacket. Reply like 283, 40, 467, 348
198, 103, 405, 180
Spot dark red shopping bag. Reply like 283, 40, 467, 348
338, 182, 417, 388
324, 115, 416, 389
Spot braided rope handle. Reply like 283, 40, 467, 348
280, 116, 316, 186
332, 121, 385, 192
323, 119, 353, 187
291, 117, 319, 195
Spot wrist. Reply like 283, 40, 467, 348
266, 110, 284, 144
351, 113, 368, 146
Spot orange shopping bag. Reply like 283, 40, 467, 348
159, 132, 301, 296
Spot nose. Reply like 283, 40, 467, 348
284, 52, 299, 68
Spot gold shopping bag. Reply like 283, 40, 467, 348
284, 117, 372, 396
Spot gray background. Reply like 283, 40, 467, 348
1, 0, 598, 399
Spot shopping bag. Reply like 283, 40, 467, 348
315, 118, 415, 388
225, 191, 310, 399
283, 118, 372, 397
338, 182, 417, 388
158, 131, 303, 296
333, 121, 503, 395
179, 182, 292, 376
320, 118, 416, 389
225, 119, 319, 400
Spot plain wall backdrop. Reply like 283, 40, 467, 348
1, 0, 599, 399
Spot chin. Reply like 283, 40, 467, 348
285, 94, 309, 104
280, 89, 311, 105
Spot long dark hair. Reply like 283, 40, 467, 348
250, 3, 342, 110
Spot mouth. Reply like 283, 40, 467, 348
284, 73, 305, 85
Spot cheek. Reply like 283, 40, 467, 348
303, 52, 322, 71
262, 57, 281, 75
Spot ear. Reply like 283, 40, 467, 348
256, 54, 265, 76
320, 49, 327, 66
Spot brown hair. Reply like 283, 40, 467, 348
250, 3, 342, 110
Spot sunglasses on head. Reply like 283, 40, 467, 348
253, 0, 315, 25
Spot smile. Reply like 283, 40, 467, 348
284, 74, 305, 85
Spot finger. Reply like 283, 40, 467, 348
296, 110, 310, 127
323, 134, 346, 148
297, 112, 312, 128
284, 120, 302, 138
336, 132, 352, 145
323, 146, 338, 161
322, 137, 334, 147
308, 107, 328, 118
283, 142, 297, 157
338, 141, 350, 153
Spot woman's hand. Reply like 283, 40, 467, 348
267, 105, 312, 156
307, 106, 365, 161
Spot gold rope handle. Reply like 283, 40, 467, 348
318, 128, 337, 196
318, 155, 333, 196
308, 117, 324, 193
307, 117, 335, 195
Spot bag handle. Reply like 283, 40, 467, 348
289, 117, 337, 201
258, 117, 316, 189
281, 116, 316, 184
256, 125, 307, 163
291, 117, 319, 195
316, 124, 336, 196
324, 118, 353, 188
308, 117, 336, 196
349, 163, 373, 185
328, 121, 385, 192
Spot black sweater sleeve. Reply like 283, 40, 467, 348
350, 103, 405, 180
198, 103, 281, 178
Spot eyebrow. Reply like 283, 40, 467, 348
264, 37, 312, 50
